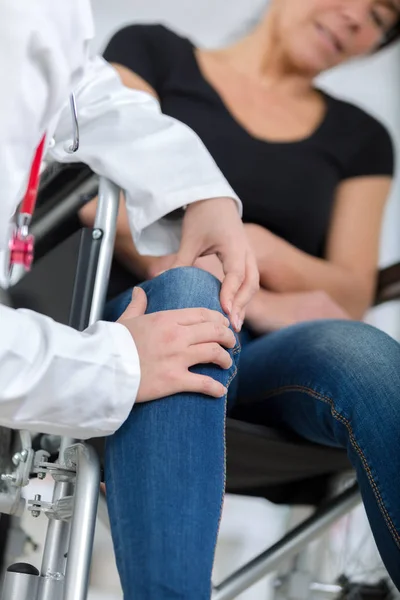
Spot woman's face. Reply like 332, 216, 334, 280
271, 0, 399, 74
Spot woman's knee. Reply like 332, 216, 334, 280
286, 319, 398, 368
104, 267, 222, 321
141, 267, 223, 314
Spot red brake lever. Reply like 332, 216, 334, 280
9, 135, 46, 274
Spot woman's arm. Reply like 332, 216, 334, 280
182, 256, 352, 332
81, 176, 390, 328
81, 177, 390, 323
244, 288, 351, 333
249, 176, 392, 319
89, 217, 352, 333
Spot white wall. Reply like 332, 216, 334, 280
91, 0, 267, 50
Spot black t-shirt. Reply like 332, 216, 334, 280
104, 24, 395, 258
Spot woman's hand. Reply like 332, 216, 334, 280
245, 289, 352, 335
184, 254, 352, 333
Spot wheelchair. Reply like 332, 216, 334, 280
1, 165, 399, 600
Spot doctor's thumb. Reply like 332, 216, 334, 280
119, 287, 148, 321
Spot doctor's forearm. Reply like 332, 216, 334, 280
0, 305, 138, 438
50, 56, 241, 251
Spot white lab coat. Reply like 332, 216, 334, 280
0, 0, 239, 439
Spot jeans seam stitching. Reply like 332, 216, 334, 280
232, 342, 241, 355
262, 383, 400, 550
212, 364, 237, 591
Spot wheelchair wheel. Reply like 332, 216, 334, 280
336, 576, 393, 599
301, 504, 396, 600
273, 500, 397, 600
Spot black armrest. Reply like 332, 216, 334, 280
375, 262, 400, 306
0, 288, 12, 308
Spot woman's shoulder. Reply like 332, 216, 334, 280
104, 23, 192, 60
322, 92, 395, 178
103, 24, 193, 93
324, 92, 392, 146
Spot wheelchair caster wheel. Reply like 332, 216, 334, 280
6, 562, 39, 575
337, 575, 393, 599
2, 562, 40, 600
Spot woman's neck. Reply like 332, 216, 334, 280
213, 16, 315, 98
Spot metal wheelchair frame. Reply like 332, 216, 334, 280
0, 177, 120, 600
1, 170, 399, 599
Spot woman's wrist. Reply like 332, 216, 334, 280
243, 223, 277, 279
114, 235, 150, 280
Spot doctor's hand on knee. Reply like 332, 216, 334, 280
171, 198, 260, 333
117, 287, 235, 402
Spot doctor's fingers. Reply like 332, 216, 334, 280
185, 322, 236, 349
185, 343, 233, 370
219, 246, 259, 332
229, 248, 260, 331
175, 371, 228, 399
172, 307, 230, 327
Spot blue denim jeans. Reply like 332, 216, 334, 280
105, 268, 400, 597
104, 268, 239, 600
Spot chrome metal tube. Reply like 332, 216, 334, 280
2, 564, 40, 600
61, 180, 117, 599
212, 485, 361, 600
63, 444, 100, 600
35, 178, 119, 600
89, 178, 120, 324
37, 478, 72, 600
66, 94, 80, 154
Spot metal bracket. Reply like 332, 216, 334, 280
32, 459, 76, 484
2, 432, 35, 489
0, 432, 77, 519
63, 443, 86, 470
27, 496, 74, 521
0, 431, 35, 516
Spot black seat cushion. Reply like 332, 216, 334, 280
0, 428, 13, 484
225, 419, 351, 505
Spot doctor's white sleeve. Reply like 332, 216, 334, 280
0, 0, 140, 438
0, 0, 93, 249
0, 304, 139, 439
50, 56, 242, 255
